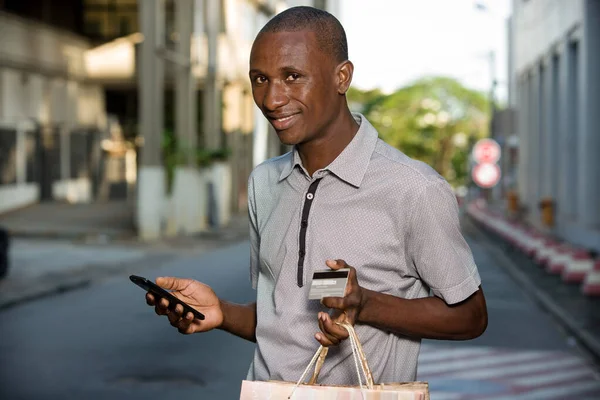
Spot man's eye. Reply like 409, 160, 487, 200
286, 73, 300, 81
254, 76, 266, 84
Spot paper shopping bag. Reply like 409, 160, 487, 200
240, 322, 429, 399
239, 380, 428, 399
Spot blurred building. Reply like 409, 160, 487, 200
0, 2, 109, 214
509, 0, 600, 252
0, 0, 339, 239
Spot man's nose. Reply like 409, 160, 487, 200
263, 82, 289, 111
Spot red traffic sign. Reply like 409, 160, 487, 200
473, 138, 501, 164
472, 162, 501, 188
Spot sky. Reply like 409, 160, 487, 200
337, 0, 512, 102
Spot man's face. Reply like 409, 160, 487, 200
249, 30, 339, 146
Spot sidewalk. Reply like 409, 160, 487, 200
0, 201, 136, 240
466, 204, 600, 363
0, 209, 251, 310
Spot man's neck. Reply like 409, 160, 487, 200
297, 109, 360, 177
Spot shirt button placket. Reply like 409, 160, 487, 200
297, 178, 322, 287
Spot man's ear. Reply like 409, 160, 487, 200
336, 60, 354, 95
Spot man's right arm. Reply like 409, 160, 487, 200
219, 301, 257, 342
215, 171, 259, 343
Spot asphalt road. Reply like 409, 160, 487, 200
1, 224, 598, 399
0, 242, 257, 400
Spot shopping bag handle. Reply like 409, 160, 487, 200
288, 322, 374, 399
310, 322, 374, 387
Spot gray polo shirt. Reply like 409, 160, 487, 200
246, 113, 481, 385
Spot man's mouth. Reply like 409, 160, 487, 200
268, 113, 299, 131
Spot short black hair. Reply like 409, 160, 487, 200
257, 6, 348, 63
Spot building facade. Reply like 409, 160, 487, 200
0, 0, 339, 238
510, 0, 600, 252
0, 8, 109, 214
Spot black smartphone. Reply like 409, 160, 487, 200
129, 275, 205, 320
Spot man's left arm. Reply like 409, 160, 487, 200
316, 260, 487, 346
316, 179, 488, 346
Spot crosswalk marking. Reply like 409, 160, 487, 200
511, 367, 596, 386
417, 347, 495, 363
450, 355, 585, 380
426, 393, 463, 400
417, 344, 600, 399
482, 380, 600, 400
418, 350, 548, 375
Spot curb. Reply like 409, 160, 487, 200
0, 278, 91, 311
0, 253, 172, 311
0, 231, 250, 310
5, 229, 137, 242
468, 216, 600, 363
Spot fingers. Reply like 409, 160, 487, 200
322, 313, 349, 338
152, 296, 170, 316
321, 296, 345, 310
145, 292, 155, 306
317, 315, 339, 346
325, 260, 357, 296
144, 287, 197, 335
167, 305, 197, 334
325, 259, 347, 270
167, 303, 185, 325
176, 313, 196, 334
155, 276, 195, 291
315, 312, 349, 347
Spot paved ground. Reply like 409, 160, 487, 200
1, 202, 599, 399
0, 209, 251, 310
0, 211, 599, 399
470, 216, 600, 362
0, 242, 257, 400
0, 201, 137, 240
418, 218, 600, 399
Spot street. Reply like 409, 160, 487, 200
0, 221, 599, 400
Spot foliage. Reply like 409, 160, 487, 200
209, 147, 232, 162
354, 77, 489, 187
161, 129, 231, 194
347, 87, 386, 112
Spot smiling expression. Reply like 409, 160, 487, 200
249, 30, 344, 146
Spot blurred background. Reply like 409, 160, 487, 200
0, 0, 599, 399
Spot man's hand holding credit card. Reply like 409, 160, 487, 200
308, 268, 350, 300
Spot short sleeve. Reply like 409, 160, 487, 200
248, 173, 260, 290
407, 180, 481, 304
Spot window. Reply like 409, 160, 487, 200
84, 10, 109, 37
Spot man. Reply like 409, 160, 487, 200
145, 6, 487, 386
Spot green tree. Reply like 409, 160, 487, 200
354, 77, 489, 187
347, 86, 385, 113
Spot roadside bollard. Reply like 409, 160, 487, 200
507, 190, 519, 217
539, 197, 555, 228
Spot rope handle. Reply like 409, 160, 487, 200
288, 322, 374, 399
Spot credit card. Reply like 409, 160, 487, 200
308, 269, 350, 300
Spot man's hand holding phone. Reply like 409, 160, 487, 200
144, 277, 223, 334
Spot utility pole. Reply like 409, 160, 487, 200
203, 0, 221, 151
137, 0, 165, 240
170, 0, 205, 234
489, 50, 497, 139
175, 0, 196, 166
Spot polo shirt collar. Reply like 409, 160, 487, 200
278, 113, 378, 188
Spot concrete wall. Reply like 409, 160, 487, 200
513, 0, 583, 75
0, 12, 108, 213
512, 0, 600, 252
0, 121, 38, 213
0, 183, 39, 214
0, 11, 89, 80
